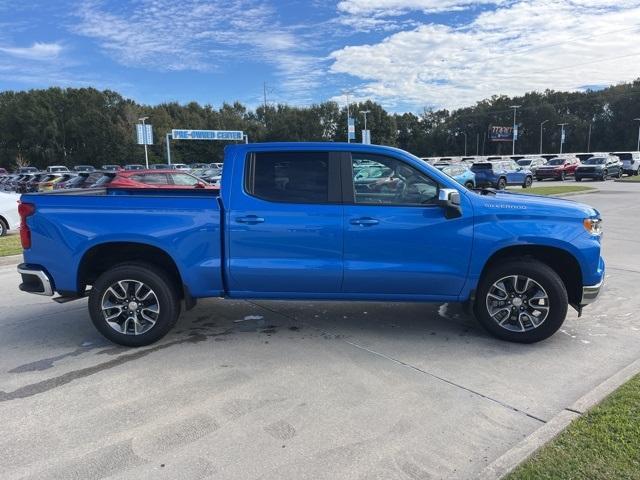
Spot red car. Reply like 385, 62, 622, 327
535, 156, 580, 181
107, 170, 216, 189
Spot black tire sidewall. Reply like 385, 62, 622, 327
497, 178, 506, 190
0, 220, 6, 236
88, 263, 179, 347
474, 260, 568, 343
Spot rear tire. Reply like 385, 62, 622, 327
88, 263, 180, 347
575, 177, 582, 182
0, 218, 7, 237
474, 260, 568, 343
559, 172, 565, 181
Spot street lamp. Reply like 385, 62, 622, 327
634, 118, 640, 151
359, 110, 371, 144
558, 123, 569, 154
458, 131, 468, 156
510, 105, 520, 155
138, 116, 149, 168
539, 120, 549, 154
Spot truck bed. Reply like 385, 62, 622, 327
21, 188, 223, 298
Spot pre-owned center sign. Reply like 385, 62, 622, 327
171, 129, 244, 141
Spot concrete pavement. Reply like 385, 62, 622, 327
1, 180, 639, 479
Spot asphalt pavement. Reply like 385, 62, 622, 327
1, 179, 639, 479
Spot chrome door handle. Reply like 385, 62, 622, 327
236, 215, 265, 224
350, 217, 379, 226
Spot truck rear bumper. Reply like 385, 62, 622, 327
17, 264, 53, 296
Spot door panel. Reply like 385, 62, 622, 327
342, 153, 473, 297
227, 151, 343, 294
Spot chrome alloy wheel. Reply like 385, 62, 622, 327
101, 280, 160, 335
485, 275, 550, 332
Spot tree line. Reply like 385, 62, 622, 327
1, 79, 639, 170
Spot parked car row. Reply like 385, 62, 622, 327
421, 151, 640, 188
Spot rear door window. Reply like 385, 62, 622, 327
246, 151, 333, 204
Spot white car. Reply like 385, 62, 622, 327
0, 192, 20, 236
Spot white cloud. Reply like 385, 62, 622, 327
0, 42, 62, 60
329, 0, 640, 110
338, 0, 503, 16
71, 0, 326, 103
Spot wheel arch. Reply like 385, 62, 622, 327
77, 242, 185, 300
478, 244, 583, 307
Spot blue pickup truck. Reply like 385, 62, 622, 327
16, 143, 604, 346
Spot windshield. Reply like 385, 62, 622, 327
547, 158, 564, 165
582, 157, 606, 165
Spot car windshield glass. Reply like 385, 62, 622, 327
614, 153, 631, 160
582, 157, 606, 165
547, 158, 564, 165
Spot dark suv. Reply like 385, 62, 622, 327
575, 156, 622, 181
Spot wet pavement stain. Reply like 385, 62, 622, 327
0, 332, 212, 403
0, 314, 289, 402
9, 347, 92, 373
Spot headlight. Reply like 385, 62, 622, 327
583, 218, 603, 236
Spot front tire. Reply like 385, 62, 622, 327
497, 177, 507, 190
88, 263, 180, 347
0, 218, 7, 237
522, 176, 532, 188
474, 260, 568, 343
464, 181, 474, 189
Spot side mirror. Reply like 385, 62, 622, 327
438, 188, 462, 219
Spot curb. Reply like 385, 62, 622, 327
478, 357, 640, 479
0, 254, 21, 267
552, 189, 598, 197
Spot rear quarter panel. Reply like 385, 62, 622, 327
21, 192, 222, 297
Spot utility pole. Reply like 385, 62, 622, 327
138, 116, 149, 168
635, 118, 640, 151
476, 133, 479, 156
587, 121, 592, 152
344, 90, 352, 143
461, 131, 468, 156
510, 105, 520, 155
539, 119, 549, 154
558, 123, 569, 154
263, 82, 268, 110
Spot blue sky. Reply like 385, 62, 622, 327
0, 0, 639, 112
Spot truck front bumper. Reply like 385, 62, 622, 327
581, 278, 604, 305
17, 264, 54, 296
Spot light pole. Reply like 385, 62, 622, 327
558, 123, 569, 154
539, 120, 549, 154
359, 110, 371, 143
510, 105, 520, 155
462, 131, 468, 156
635, 118, 640, 151
138, 116, 149, 168
587, 121, 593, 152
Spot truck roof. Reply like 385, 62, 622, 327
225, 142, 408, 156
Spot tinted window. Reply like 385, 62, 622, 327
247, 151, 329, 203
547, 158, 564, 165
471, 163, 492, 171
582, 157, 606, 165
351, 154, 438, 206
